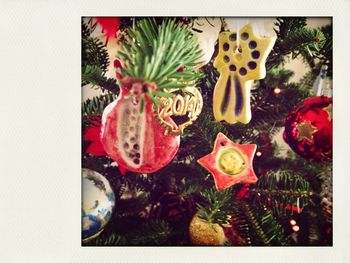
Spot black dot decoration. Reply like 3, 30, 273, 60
252, 51, 260, 59
249, 41, 257, 49
224, 55, 230, 62
229, 64, 236, 71
229, 33, 237, 41
248, 61, 257, 69
223, 43, 229, 51
239, 67, 247, 76
241, 32, 249, 40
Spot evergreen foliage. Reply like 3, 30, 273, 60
250, 170, 311, 216
82, 21, 119, 93
82, 65, 119, 93
117, 18, 203, 89
82, 17, 332, 246
232, 202, 289, 246
197, 188, 235, 225
82, 93, 116, 120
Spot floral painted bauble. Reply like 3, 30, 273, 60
283, 96, 332, 162
82, 168, 115, 243
101, 79, 180, 175
189, 213, 226, 246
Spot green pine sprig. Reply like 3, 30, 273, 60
250, 170, 311, 215
82, 65, 119, 93
82, 21, 110, 76
232, 202, 289, 246
268, 17, 326, 69
197, 187, 235, 226
117, 18, 204, 90
82, 93, 116, 120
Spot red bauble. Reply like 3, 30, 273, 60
101, 79, 180, 175
283, 96, 332, 162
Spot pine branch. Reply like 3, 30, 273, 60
125, 220, 173, 245
268, 17, 325, 69
318, 24, 333, 76
197, 188, 235, 226
183, 109, 228, 154
86, 220, 173, 246
150, 162, 209, 195
90, 233, 126, 246
279, 27, 324, 56
82, 65, 119, 93
274, 17, 307, 39
121, 173, 154, 193
117, 18, 204, 89
304, 207, 332, 246
233, 202, 289, 246
250, 170, 311, 215
82, 93, 116, 120
114, 193, 151, 217
82, 21, 119, 92
82, 22, 110, 76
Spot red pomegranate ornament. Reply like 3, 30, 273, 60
283, 96, 332, 162
101, 78, 180, 175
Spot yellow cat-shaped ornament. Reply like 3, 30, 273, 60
213, 24, 276, 124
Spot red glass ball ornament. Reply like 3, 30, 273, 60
283, 96, 332, 162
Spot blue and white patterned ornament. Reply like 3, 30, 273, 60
82, 168, 115, 242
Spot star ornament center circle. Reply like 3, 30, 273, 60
217, 148, 246, 175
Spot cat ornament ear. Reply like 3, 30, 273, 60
213, 24, 276, 124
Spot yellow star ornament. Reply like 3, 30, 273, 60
197, 133, 258, 191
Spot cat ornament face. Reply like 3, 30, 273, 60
213, 24, 276, 124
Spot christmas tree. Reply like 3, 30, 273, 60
82, 17, 332, 246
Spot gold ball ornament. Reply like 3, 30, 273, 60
189, 213, 226, 246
